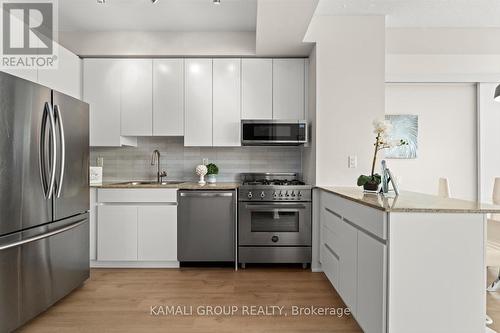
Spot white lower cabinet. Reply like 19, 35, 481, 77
357, 231, 386, 333
337, 220, 358, 316
95, 189, 178, 267
320, 191, 386, 333
97, 205, 138, 261
138, 206, 177, 261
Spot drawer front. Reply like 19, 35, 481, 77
98, 189, 177, 203
321, 242, 340, 288
321, 191, 387, 240
321, 225, 339, 263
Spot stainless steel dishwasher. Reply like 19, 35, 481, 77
178, 190, 236, 262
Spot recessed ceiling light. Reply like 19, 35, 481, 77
97, 0, 105, 3
152, 0, 159, 3
213, 0, 221, 5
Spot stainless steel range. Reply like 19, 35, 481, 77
238, 173, 312, 268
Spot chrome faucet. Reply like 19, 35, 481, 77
151, 149, 167, 183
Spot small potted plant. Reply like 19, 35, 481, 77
357, 119, 407, 192
206, 163, 219, 184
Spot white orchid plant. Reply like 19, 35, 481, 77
357, 119, 407, 190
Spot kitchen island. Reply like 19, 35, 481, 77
314, 187, 500, 333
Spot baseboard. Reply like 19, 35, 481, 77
311, 263, 323, 273
90, 260, 180, 268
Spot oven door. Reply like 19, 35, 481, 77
239, 202, 311, 246
241, 121, 307, 145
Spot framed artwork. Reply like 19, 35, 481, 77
385, 114, 418, 159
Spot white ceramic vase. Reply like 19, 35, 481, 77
207, 174, 217, 184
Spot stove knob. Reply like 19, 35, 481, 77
279, 191, 285, 198
273, 191, 278, 199
285, 191, 290, 197
291, 191, 296, 197
247, 192, 253, 199
260, 191, 266, 198
271, 235, 279, 243
298, 191, 303, 198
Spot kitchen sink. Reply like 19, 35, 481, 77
115, 181, 185, 186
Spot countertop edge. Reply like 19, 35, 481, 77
316, 186, 500, 214
90, 182, 240, 190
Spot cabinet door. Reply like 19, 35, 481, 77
89, 189, 97, 261
273, 59, 305, 120
357, 232, 386, 333
121, 59, 153, 136
84, 59, 122, 146
241, 59, 272, 120
138, 206, 177, 261
338, 221, 358, 315
38, 43, 81, 99
184, 59, 213, 146
153, 59, 184, 136
97, 205, 137, 261
213, 59, 241, 146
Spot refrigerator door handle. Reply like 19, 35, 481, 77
54, 105, 65, 198
39, 103, 49, 197
46, 102, 57, 199
0, 218, 87, 251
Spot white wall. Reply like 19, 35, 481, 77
386, 28, 500, 82
386, 83, 477, 200
387, 28, 500, 55
59, 31, 255, 57
302, 45, 316, 185
479, 83, 500, 203
304, 15, 385, 186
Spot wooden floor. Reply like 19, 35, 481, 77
17, 267, 500, 332
18, 267, 362, 333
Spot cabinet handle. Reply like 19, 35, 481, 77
325, 207, 342, 219
324, 243, 340, 260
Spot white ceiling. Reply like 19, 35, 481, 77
314, 0, 500, 28
58, 0, 257, 32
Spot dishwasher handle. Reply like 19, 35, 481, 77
179, 192, 233, 198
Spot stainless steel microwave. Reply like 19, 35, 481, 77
241, 120, 308, 146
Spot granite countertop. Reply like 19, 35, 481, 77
317, 186, 500, 213
91, 181, 240, 190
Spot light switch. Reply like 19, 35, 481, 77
348, 155, 357, 168
202, 158, 208, 165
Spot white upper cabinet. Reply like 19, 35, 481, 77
153, 59, 184, 136
1, 68, 37, 83
121, 59, 153, 136
213, 59, 241, 147
241, 59, 272, 120
38, 44, 82, 99
184, 59, 213, 147
84, 59, 124, 147
273, 59, 305, 120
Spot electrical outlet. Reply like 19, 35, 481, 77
97, 157, 104, 167
202, 158, 208, 165
348, 155, 357, 168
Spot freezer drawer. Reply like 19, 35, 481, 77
178, 191, 235, 262
0, 213, 89, 332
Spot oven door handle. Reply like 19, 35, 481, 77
244, 204, 306, 211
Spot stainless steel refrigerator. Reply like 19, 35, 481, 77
0, 72, 89, 332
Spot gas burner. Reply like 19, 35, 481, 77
244, 179, 306, 186
239, 172, 312, 202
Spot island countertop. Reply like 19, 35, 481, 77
317, 186, 500, 213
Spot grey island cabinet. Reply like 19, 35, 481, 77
314, 187, 500, 333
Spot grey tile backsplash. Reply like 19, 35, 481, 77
90, 137, 302, 183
